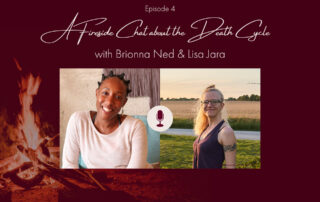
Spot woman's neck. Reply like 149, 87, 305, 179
208, 114, 223, 127
94, 114, 119, 134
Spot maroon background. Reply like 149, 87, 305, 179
1, 0, 315, 201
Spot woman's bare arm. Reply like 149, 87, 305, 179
219, 127, 237, 169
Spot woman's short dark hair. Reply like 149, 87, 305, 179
98, 71, 131, 95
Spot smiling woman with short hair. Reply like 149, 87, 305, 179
62, 71, 148, 168
193, 85, 236, 169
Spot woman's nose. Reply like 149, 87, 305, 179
104, 95, 115, 105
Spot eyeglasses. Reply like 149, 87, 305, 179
201, 99, 222, 105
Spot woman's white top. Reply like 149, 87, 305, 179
62, 111, 148, 168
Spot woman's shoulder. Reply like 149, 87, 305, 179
220, 122, 235, 137
123, 115, 146, 129
122, 116, 147, 139
69, 111, 90, 122
218, 122, 236, 143
123, 115, 144, 124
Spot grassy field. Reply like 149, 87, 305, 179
161, 100, 260, 119
171, 117, 260, 131
160, 134, 260, 169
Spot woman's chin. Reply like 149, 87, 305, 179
206, 112, 217, 118
98, 109, 118, 120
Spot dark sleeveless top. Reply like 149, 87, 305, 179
193, 120, 225, 168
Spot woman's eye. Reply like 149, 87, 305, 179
116, 95, 122, 100
102, 91, 109, 96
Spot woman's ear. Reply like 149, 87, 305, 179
96, 88, 99, 97
221, 102, 225, 109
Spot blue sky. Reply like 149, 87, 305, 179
160, 68, 260, 99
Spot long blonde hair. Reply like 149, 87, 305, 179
194, 85, 226, 135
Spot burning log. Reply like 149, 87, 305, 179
3, 162, 44, 189
3, 162, 34, 178
2, 157, 110, 191
2, 130, 109, 190
14, 142, 109, 190
0, 154, 20, 174
0, 177, 7, 189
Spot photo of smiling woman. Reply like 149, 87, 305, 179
193, 85, 237, 169
62, 71, 148, 168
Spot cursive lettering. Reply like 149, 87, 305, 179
188, 17, 233, 43
40, 13, 271, 45
40, 12, 109, 45
235, 19, 270, 42
116, 19, 145, 38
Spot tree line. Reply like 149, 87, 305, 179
160, 97, 198, 101
226, 94, 260, 101
160, 94, 260, 101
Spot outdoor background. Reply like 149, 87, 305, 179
160, 68, 261, 169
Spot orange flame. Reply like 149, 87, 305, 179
16, 61, 42, 150
14, 58, 22, 71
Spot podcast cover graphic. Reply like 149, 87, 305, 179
0, 0, 286, 201
160, 68, 261, 169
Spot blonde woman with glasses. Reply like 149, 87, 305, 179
193, 85, 236, 169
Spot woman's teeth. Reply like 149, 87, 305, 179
103, 106, 111, 112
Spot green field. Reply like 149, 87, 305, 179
160, 134, 260, 169
171, 118, 260, 131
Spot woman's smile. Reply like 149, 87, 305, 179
102, 105, 113, 113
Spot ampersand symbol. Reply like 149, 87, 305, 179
178, 49, 185, 58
